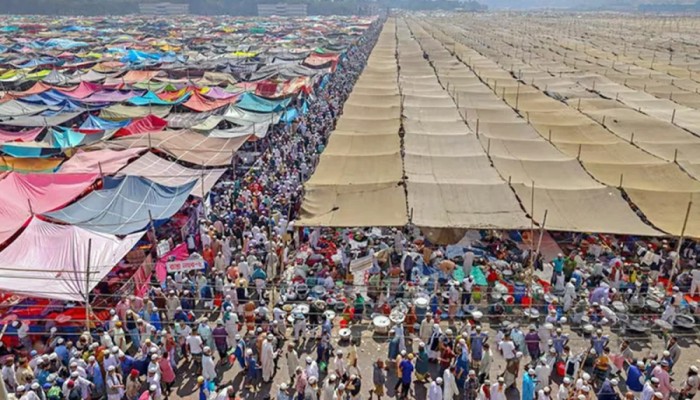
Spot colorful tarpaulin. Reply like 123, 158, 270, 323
118, 152, 226, 197
58, 148, 146, 174
0, 172, 98, 244
0, 218, 143, 301
44, 175, 196, 235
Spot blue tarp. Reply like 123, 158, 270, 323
236, 93, 292, 113
80, 115, 131, 130
1, 144, 62, 158
281, 108, 298, 123
128, 91, 190, 106
42, 38, 89, 49
46, 127, 88, 148
120, 50, 162, 63
44, 176, 196, 235
20, 90, 72, 106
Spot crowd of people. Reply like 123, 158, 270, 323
0, 16, 383, 400
4, 16, 700, 400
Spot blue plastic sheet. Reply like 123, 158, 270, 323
236, 92, 292, 113
44, 176, 196, 235
128, 91, 190, 106
80, 115, 131, 130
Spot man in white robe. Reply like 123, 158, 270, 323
286, 343, 299, 385
563, 279, 576, 312
261, 335, 277, 382
443, 368, 458, 400
428, 378, 443, 400
419, 314, 434, 345
202, 347, 217, 383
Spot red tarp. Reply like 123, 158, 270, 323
183, 91, 235, 112
113, 115, 168, 138
0, 127, 44, 143
0, 172, 98, 245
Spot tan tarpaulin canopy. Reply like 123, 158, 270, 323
398, 21, 531, 230
512, 185, 662, 236
418, 16, 699, 236
297, 21, 408, 227
412, 19, 663, 235
625, 190, 700, 237
298, 17, 696, 237
100, 129, 246, 166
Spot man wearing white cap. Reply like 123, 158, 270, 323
202, 347, 217, 383
102, 347, 119, 377
491, 377, 507, 400
146, 367, 162, 400
105, 365, 124, 400
523, 369, 536, 400
63, 371, 93, 400
680, 366, 699, 399
563, 278, 576, 312
652, 361, 673, 399
223, 305, 239, 347
321, 374, 337, 400
538, 386, 552, 400
306, 376, 319, 400
276, 383, 291, 400
216, 386, 237, 400
428, 377, 443, 400
261, 334, 278, 382
305, 356, 319, 382
642, 377, 660, 400
557, 377, 571, 400
443, 366, 458, 400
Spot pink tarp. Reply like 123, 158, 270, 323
203, 87, 240, 100
155, 243, 189, 283
59, 148, 146, 174
56, 82, 103, 99
0, 218, 143, 301
113, 115, 168, 138
0, 172, 98, 244
0, 127, 44, 143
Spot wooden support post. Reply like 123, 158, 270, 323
668, 201, 693, 290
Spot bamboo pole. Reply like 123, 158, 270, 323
668, 201, 693, 290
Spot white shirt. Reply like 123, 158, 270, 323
557, 385, 569, 400
692, 269, 700, 281
306, 361, 319, 380
202, 355, 217, 380
333, 357, 346, 377
186, 335, 204, 355
491, 383, 507, 400
498, 340, 516, 360
463, 279, 473, 293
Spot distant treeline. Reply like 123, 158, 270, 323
639, 1, 700, 12
0, 0, 486, 16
